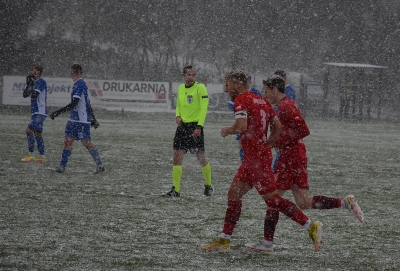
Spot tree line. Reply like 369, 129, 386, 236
1, 0, 399, 106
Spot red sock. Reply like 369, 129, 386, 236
265, 194, 309, 226
264, 210, 279, 242
222, 200, 242, 236
312, 196, 341, 209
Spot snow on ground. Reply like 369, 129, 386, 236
0, 109, 399, 270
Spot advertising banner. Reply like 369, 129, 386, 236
3, 76, 170, 111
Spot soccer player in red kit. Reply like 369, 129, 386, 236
200, 70, 323, 253
244, 76, 363, 253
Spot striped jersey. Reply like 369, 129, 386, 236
69, 78, 91, 123
31, 78, 47, 115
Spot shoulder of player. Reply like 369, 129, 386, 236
193, 82, 207, 92
75, 78, 88, 87
193, 81, 205, 87
278, 98, 298, 112
250, 88, 262, 96
285, 85, 295, 94
244, 91, 267, 101
36, 78, 47, 88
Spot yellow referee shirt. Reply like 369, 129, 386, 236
175, 82, 209, 126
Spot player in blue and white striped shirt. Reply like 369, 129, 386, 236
49, 64, 104, 174
21, 65, 48, 163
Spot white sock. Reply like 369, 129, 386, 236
341, 199, 348, 209
220, 233, 231, 240
303, 219, 311, 230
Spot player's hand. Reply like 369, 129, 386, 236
192, 128, 201, 137
176, 116, 182, 125
50, 111, 60, 120
26, 75, 35, 86
221, 127, 229, 138
91, 119, 100, 129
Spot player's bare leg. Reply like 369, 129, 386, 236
200, 180, 251, 251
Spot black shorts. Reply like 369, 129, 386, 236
173, 122, 205, 154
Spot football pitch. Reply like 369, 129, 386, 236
0, 108, 399, 270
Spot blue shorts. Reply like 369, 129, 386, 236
28, 114, 47, 133
65, 121, 91, 140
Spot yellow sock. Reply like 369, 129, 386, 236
201, 163, 212, 187
172, 165, 182, 192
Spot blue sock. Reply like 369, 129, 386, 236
36, 136, 45, 156
60, 150, 71, 168
89, 148, 103, 166
27, 134, 35, 153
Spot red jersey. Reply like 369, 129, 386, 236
274, 97, 310, 190
234, 91, 277, 161
233, 91, 277, 194
274, 97, 309, 150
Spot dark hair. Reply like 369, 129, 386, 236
71, 64, 83, 75
274, 69, 286, 79
263, 75, 285, 93
245, 73, 252, 81
32, 64, 43, 74
183, 65, 194, 74
224, 70, 248, 88
31, 64, 43, 74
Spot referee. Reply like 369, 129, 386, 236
164, 65, 213, 197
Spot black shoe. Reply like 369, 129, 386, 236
164, 186, 180, 197
94, 165, 106, 174
47, 166, 65, 173
203, 185, 214, 196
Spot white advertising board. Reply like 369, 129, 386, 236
3, 76, 170, 111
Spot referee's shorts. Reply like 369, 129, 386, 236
173, 122, 205, 154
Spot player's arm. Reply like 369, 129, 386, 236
268, 115, 282, 148
220, 110, 247, 137
30, 89, 40, 99
196, 85, 209, 127
89, 103, 100, 129
49, 98, 80, 120
175, 91, 182, 125
291, 114, 310, 140
274, 107, 309, 147
193, 85, 209, 137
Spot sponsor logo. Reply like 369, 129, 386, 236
12, 83, 73, 94
102, 82, 167, 93
47, 84, 72, 94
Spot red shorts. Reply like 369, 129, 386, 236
274, 145, 309, 190
234, 158, 277, 195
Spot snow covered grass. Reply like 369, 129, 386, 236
0, 109, 399, 270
